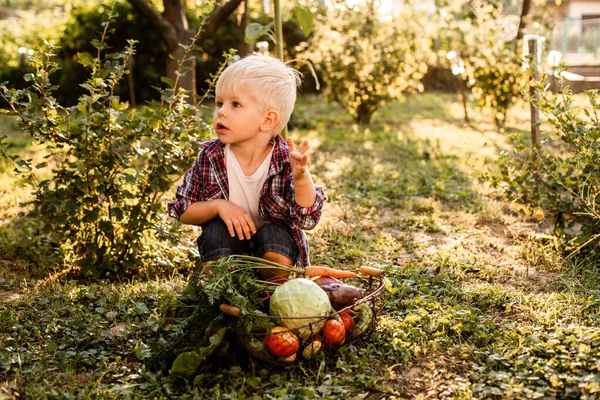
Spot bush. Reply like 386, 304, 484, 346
488, 77, 600, 257
54, 1, 166, 106
0, 7, 69, 107
0, 9, 211, 277
303, 0, 430, 125
436, 0, 529, 127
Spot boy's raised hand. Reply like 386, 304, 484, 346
287, 137, 310, 180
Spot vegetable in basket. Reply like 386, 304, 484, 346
269, 278, 332, 339
339, 311, 355, 331
321, 319, 346, 345
350, 302, 374, 337
302, 340, 323, 360
318, 283, 366, 310
264, 327, 300, 357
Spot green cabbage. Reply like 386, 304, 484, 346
269, 278, 331, 339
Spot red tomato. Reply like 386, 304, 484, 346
339, 311, 355, 331
264, 326, 299, 357
322, 319, 346, 345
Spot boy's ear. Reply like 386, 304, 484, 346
260, 109, 279, 132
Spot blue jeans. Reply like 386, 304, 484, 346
197, 218, 298, 263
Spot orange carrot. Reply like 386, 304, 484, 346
304, 266, 359, 278
220, 304, 243, 317
359, 266, 383, 277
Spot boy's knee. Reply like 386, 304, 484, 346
260, 251, 292, 281
262, 251, 293, 266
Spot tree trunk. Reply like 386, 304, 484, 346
127, 0, 244, 101
166, 42, 196, 102
163, 0, 196, 102
355, 103, 373, 125
237, 0, 252, 56
516, 0, 532, 41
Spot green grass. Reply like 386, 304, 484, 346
2, 93, 600, 398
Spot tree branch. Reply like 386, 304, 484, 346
200, 0, 244, 40
126, 0, 179, 49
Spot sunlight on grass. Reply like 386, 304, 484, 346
2, 91, 600, 398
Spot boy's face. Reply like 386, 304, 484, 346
213, 84, 268, 146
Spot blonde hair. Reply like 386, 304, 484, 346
215, 53, 303, 135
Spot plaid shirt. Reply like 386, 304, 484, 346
167, 135, 326, 268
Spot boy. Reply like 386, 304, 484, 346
167, 53, 327, 279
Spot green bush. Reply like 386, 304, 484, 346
303, 0, 430, 125
436, 0, 529, 127
49, 2, 241, 105
53, 1, 166, 106
0, 10, 210, 277
488, 79, 600, 256
0, 7, 69, 106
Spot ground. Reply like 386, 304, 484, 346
1, 92, 599, 399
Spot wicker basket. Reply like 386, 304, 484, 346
221, 267, 386, 366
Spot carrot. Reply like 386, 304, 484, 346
219, 303, 243, 318
304, 266, 359, 278
359, 266, 384, 277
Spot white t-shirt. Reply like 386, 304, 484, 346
225, 144, 274, 229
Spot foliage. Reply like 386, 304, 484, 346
0, 7, 72, 102
487, 80, 600, 256
472, 325, 600, 399
436, 0, 530, 127
3, 92, 600, 398
0, 8, 211, 277
302, 0, 430, 125
140, 256, 281, 379
53, 1, 167, 106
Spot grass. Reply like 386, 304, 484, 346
2, 92, 600, 398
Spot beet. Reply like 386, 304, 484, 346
319, 283, 365, 310
313, 276, 342, 286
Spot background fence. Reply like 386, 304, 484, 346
549, 17, 600, 65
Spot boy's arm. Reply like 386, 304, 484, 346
285, 137, 327, 230
294, 185, 326, 230
180, 200, 256, 240
293, 173, 317, 208
287, 138, 317, 208
178, 200, 222, 225
168, 146, 256, 239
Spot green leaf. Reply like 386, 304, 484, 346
111, 99, 128, 111
294, 6, 314, 36
245, 22, 273, 43
170, 327, 229, 379
77, 52, 95, 67
99, 220, 114, 234
160, 76, 175, 87
134, 340, 152, 360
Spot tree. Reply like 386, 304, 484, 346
516, 0, 532, 40
127, 0, 243, 101
437, 0, 528, 127
304, 0, 429, 125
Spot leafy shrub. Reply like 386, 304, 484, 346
487, 78, 600, 256
49, 2, 243, 106
0, 7, 70, 106
436, 0, 529, 127
0, 9, 211, 277
302, 0, 430, 125
53, 1, 167, 106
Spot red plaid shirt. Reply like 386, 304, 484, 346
167, 135, 326, 268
